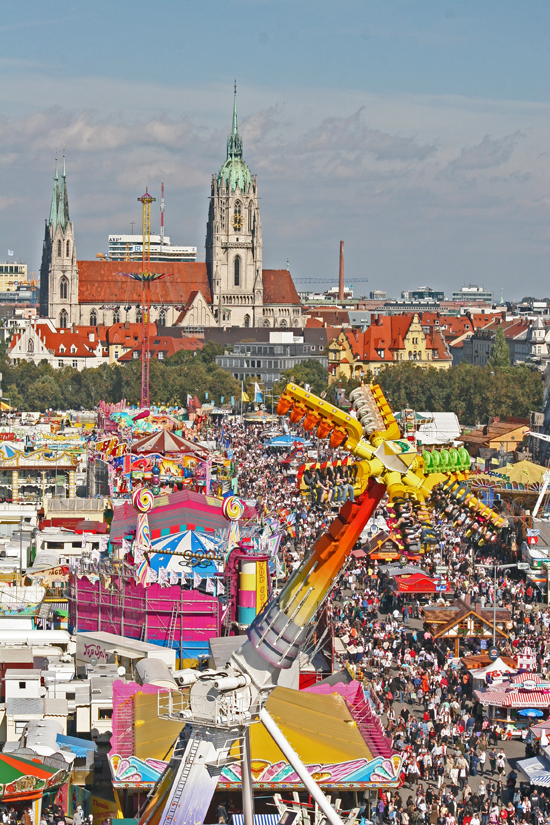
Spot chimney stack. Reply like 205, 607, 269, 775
338, 241, 344, 301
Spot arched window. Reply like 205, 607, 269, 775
60, 277, 68, 300
59, 309, 68, 329
234, 256, 240, 287
66, 240, 70, 258
158, 309, 166, 327
90, 309, 97, 326
279, 318, 287, 328
57, 240, 62, 257
248, 202, 254, 231
136, 307, 142, 323
27, 339, 34, 353
113, 307, 121, 324
244, 314, 250, 328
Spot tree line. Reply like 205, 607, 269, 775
274, 359, 543, 426
1, 343, 543, 422
3, 343, 240, 411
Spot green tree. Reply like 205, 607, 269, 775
273, 359, 330, 398
488, 326, 510, 368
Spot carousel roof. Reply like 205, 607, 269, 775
131, 430, 210, 457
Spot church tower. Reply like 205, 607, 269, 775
39, 155, 78, 326
206, 86, 263, 327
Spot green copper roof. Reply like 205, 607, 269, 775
57, 153, 70, 230
48, 159, 59, 227
217, 85, 252, 193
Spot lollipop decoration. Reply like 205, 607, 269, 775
133, 487, 154, 513
222, 495, 245, 521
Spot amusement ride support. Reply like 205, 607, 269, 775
476, 562, 519, 646
138, 189, 155, 409
141, 382, 508, 825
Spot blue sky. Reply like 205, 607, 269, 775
1, 0, 549, 298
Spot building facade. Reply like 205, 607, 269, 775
107, 235, 197, 262
328, 313, 452, 381
39, 92, 303, 333
0, 263, 28, 291
452, 285, 494, 303
216, 331, 328, 388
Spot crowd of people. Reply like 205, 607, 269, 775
209, 417, 550, 825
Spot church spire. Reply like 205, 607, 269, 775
226, 82, 243, 160
48, 158, 59, 227
232, 81, 238, 136
58, 151, 70, 230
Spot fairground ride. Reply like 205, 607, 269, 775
137, 382, 507, 825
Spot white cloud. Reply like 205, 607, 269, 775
0, 67, 549, 297
446, 133, 521, 172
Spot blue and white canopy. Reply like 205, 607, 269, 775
149, 529, 225, 577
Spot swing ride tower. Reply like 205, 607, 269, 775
119, 188, 172, 408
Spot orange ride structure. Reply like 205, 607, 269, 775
137, 383, 506, 825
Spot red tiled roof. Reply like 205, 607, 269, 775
77, 261, 212, 305
11, 321, 105, 359
74, 324, 110, 344
108, 323, 157, 346
262, 270, 301, 305
76, 262, 301, 309
118, 335, 203, 361
332, 314, 451, 364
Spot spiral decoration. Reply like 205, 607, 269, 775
222, 495, 245, 521
133, 487, 154, 513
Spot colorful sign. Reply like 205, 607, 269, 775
109, 752, 403, 790
91, 796, 119, 821
256, 559, 269, 613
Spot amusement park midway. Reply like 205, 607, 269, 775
2, 381, 550, 825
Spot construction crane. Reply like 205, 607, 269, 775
294, 278, 369, 284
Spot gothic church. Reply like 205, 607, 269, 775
39, 91, 303, 330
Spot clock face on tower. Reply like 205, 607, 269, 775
231, 213, 243, 231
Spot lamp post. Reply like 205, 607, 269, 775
476, 562, 518, 646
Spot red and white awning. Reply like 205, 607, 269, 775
475, 688, 550, 708
512, 673, 543, 684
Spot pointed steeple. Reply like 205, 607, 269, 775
48, 158, 59, 227
217, 83, 251, 192
58, 151, 70, 230
226, 81, 243, 160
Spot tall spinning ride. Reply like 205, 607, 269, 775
119, 189, 170, 408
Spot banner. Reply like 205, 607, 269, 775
256, 560, 269, 613
193, 572, 202, 589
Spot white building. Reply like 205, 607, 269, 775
108, 235, 197, 262
8, 318, 106, 370
452, 284, 494, 303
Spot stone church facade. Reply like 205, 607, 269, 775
39, 92, 303, 331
